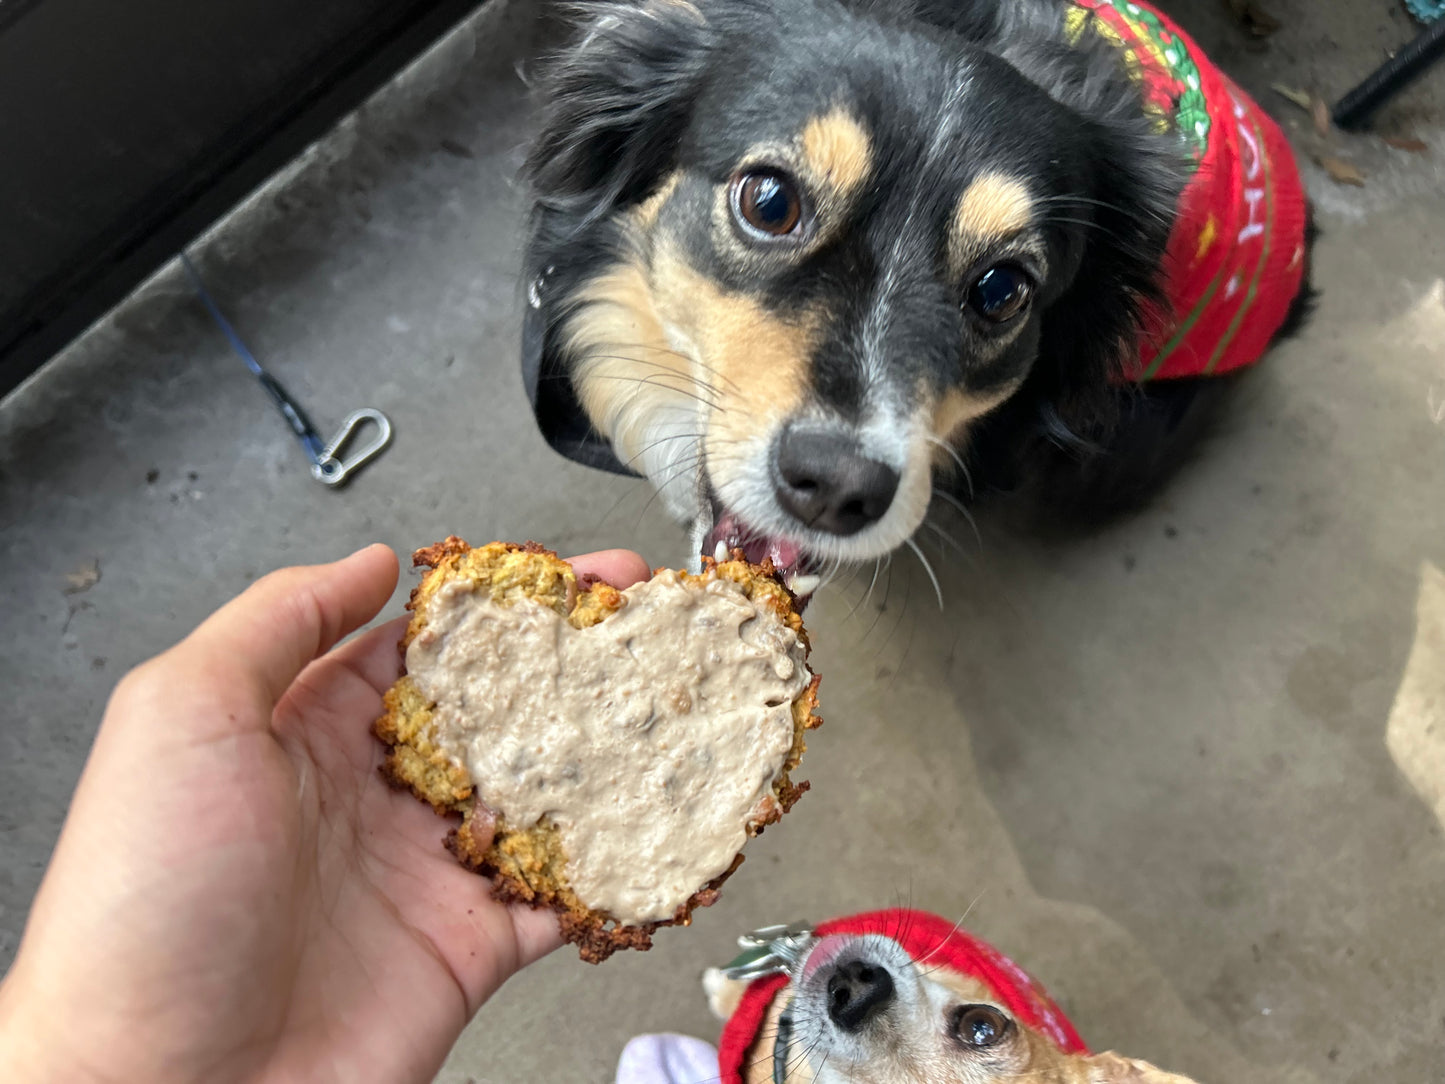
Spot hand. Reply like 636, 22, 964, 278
0, 543, 652, 1084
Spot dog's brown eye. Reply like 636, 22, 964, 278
734, 170, 803, 237
950, 1004, 1010, 1048
967, 264, 1033, 324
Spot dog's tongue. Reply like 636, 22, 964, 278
703, 514, 819, 603
762, 535, 802, 570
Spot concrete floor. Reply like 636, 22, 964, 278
3, 2, 1444, 1081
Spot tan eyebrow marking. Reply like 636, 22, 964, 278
632, 172, 681, 231
799, 107, 873, 197
950, 173, 1035, 272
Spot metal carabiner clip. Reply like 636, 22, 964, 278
311, 408, 393, 488
719, 921, 817, 982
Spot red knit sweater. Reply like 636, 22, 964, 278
716, 909, 1086, 1082
1072, 0, 1309, 380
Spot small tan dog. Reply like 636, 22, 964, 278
692, 910, 1201, 1084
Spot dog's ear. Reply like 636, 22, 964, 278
701, 966, 749, 1020
526, 0, 714, 223
1084, 1050, 1204, 1083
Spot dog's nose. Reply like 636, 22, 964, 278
774, 428, 900, 536
826, 959, 895, 1032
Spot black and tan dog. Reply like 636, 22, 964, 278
522, 0, 1311, 595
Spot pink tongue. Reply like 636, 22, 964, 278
800, 935, 851, 982
767, 537, 802, 570
705, 513, 803, 573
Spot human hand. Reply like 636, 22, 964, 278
0, 543, 652, 1084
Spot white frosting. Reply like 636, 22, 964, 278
405, 570, 809, 923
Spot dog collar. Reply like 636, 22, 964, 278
715, 909, 1087, 1083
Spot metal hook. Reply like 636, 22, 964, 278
311, 408, 393, 487
720, 921, 817, 982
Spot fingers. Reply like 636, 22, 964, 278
175, 543, 400, 715
270, 614, 412, 774
320, 615, 412, 696
567, 548, 651, 590
275, 547, 652, 749
317, 548, 650, 699
508, 906, 566, 969
120, 544, 645, 748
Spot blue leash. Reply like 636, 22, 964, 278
180, 254, 391, 487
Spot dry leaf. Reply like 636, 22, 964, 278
1271, 83, 1312, 110
1224, 0, 1281, 37
1384, 136, 1429, 153
1311, 95, 1331, 139
1317, 155, 1366, 187
64, 559, 102, 595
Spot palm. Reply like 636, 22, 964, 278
2, 545, 649, 1084
259, 619, 557, 1082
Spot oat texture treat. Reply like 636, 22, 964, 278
374, 538, 822, 963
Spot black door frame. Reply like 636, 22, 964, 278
0, 0, 486, 398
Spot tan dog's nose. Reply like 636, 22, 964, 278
826, 958, 896, 1031
774, 427, 899, 536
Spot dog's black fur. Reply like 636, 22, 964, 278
973, 215, 1317, 525
521, 0, 1313, 569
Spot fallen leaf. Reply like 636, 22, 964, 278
1271, 83, 1312, 110
1317, 155, 1366, 187
1311, 95, 1331, 139
64, 559, 102, 594
1224, 0, 1281, 37
1384, 136, 1429, 153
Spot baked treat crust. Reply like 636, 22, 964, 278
373, 537, 822, 962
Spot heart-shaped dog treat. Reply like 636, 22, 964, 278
374, 538, 822, 962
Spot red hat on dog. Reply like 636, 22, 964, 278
717, 909, 1088, 1083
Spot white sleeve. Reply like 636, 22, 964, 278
614, 1033, 721, 1084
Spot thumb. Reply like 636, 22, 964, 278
171, 543, 399, 726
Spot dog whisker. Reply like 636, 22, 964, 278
835, 558, 877, 623
925, 434, 974, 499
911, 889, 988, 975
846, 557, 882, 620
577, 349, 736, 401
550, 369, 727, 413
929, 489, 982, 550
1034, 191, 1172, 226
858, 555, 896, 643
881, 567, 920, 692
591, 478, 653, 534
921, 518, 977, 568
876, 557, 914, 653
535, 369, 723, 407
904, 537, 944, 611
593, 339, 745, 393
544, 346, 732, 398
616, 430, 704, 472
831, 560, 870, 618
1034, 214, 1127, 240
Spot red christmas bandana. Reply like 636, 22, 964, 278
1071, 0, 1309, 380
716, 909, 1086, 1083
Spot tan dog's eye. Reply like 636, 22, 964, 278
966, 264, 1033, 324
950, 1004, 1011, 1048
733, 170, 803, 237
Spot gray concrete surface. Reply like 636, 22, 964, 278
3, 2, 1444, 1081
